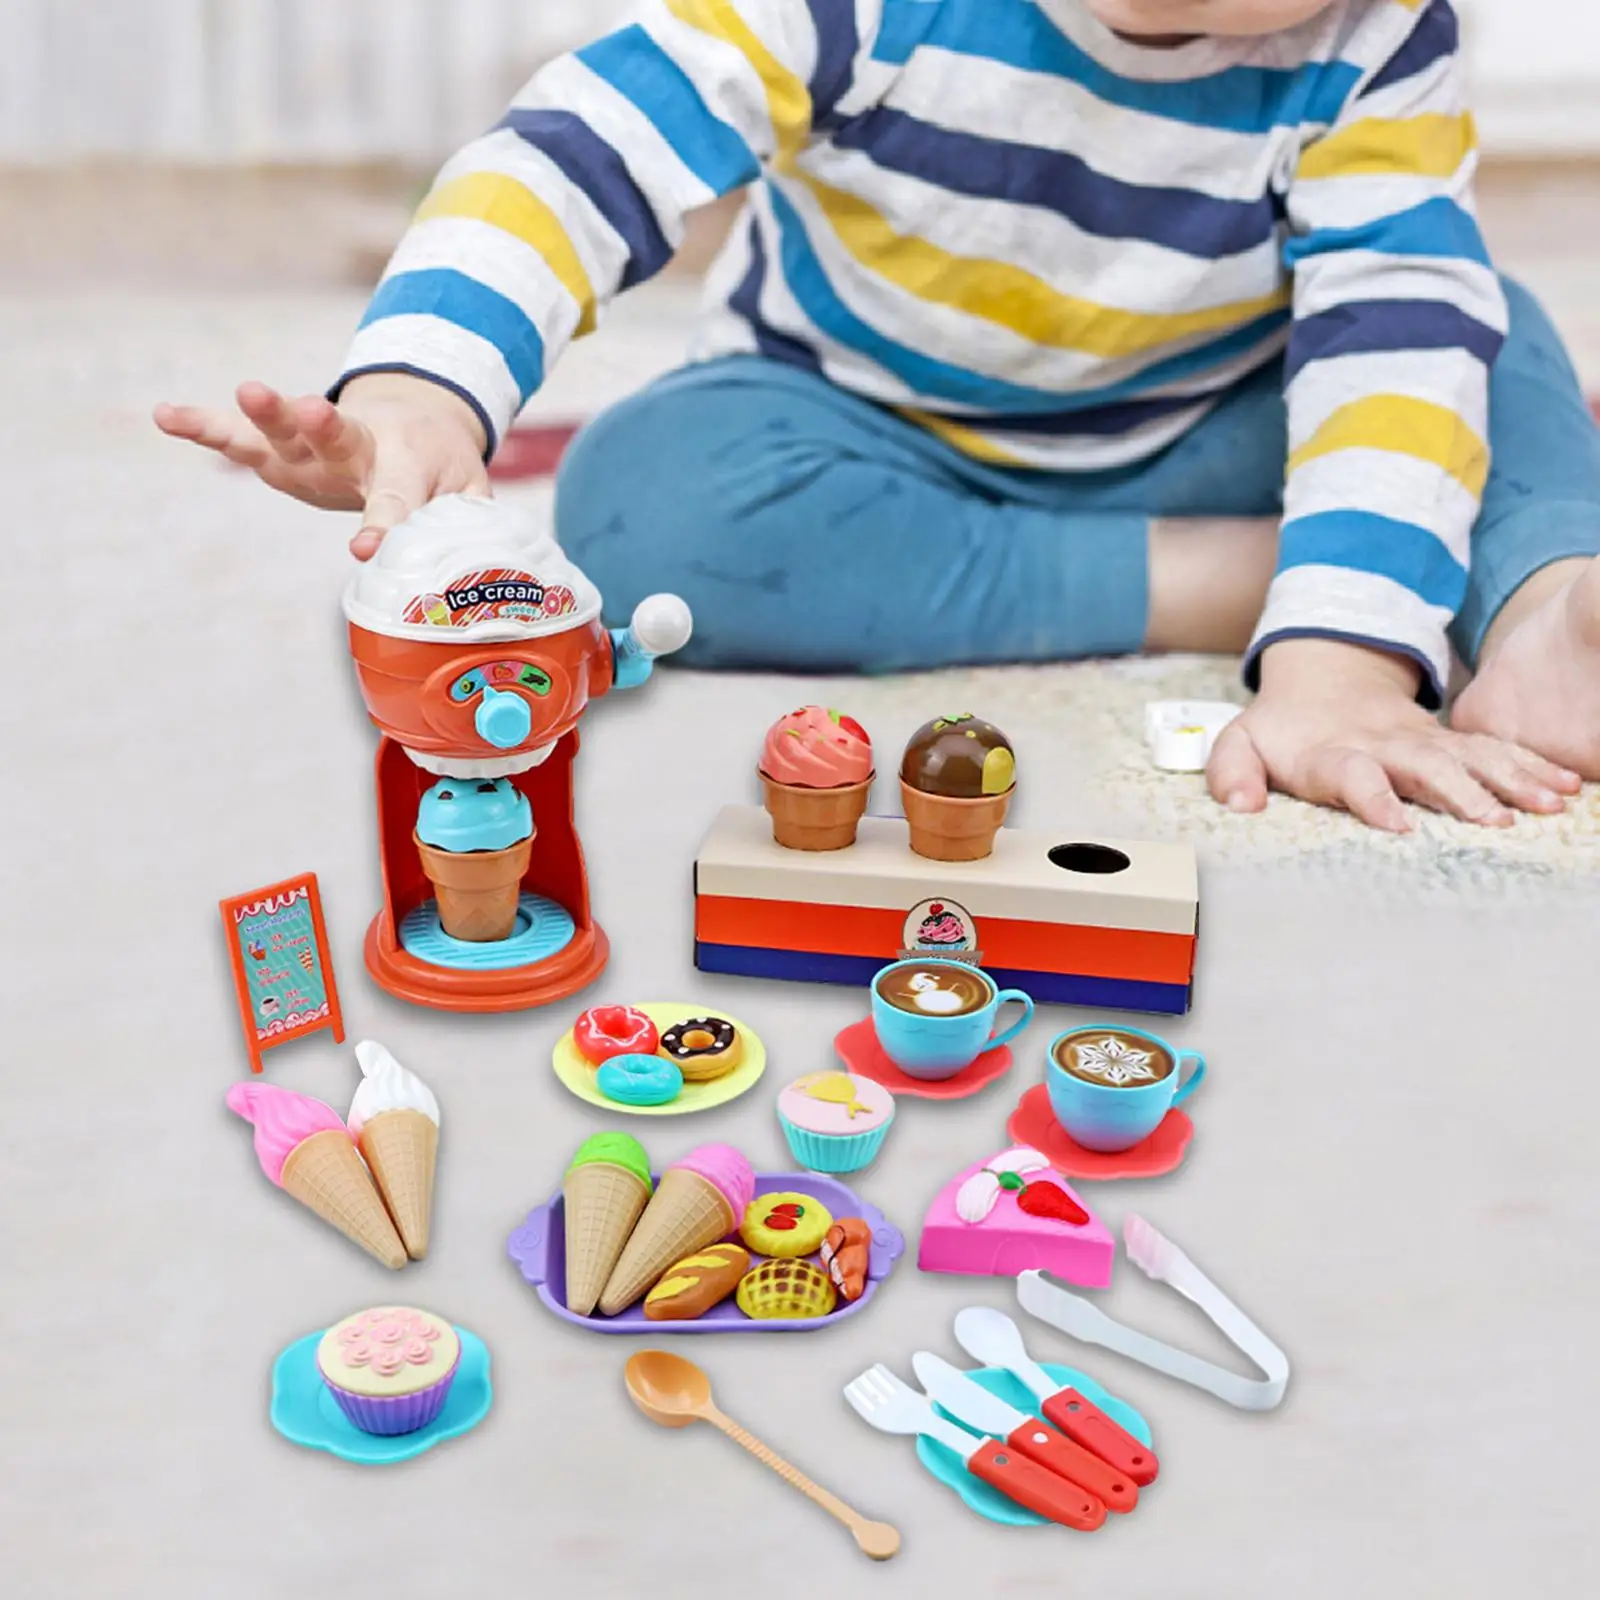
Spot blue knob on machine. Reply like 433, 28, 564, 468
475, 685, 531, 749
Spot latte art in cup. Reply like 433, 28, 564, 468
875, 961, 993, 1017
1054, 1030, 1175, 1088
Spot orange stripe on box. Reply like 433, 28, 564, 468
694, 895, 1195, 985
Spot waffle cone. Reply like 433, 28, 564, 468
414, 833, 532, 941
356, 1109, 438, 1260
760, 770, 872, 851
598, 1169, 734, 1316
563, 1162, 652, 1317
279, 1129, 406, 1269
900, 781, 1013, 861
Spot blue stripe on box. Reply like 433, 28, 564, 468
693, 943, 1192, 1015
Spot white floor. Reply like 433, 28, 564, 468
3, 278, 1599, 1598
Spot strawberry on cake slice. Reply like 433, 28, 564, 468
917, 1146, 1112, 1286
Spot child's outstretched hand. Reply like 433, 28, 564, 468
153, 373, 490, 559
1206, 638, 1579, 831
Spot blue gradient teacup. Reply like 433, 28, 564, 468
871, 958, 1033, 1081
1046, 1025, 1205, 1152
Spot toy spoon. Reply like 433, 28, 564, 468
624, 1350, 901, 1560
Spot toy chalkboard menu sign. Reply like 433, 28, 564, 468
220, 872, 345, 1073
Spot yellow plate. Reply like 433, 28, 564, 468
551, 1002, 767, 1117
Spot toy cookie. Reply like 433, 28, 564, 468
736, 1258, 837, 1321
820, 1218, 873, 1303
643, 1243, 751, 1321
740, 1192, 833, 1258
658, 1016, 743, 1083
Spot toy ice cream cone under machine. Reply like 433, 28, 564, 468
344, 495, 691, 1011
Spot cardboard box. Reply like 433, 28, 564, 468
694, 805, 1198, 1015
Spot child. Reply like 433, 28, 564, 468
156, 0, 1600, 832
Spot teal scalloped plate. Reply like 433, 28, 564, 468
270, 1327, 492, 1464
915, 1362, 1151, 1527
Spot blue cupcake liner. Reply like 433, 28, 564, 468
778, 1110, 894, 1174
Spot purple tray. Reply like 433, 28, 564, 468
508, 1172, 904, 1333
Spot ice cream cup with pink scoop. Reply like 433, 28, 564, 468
758, 706, 874, 850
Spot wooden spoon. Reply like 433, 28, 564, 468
625, 1350, 901, 1560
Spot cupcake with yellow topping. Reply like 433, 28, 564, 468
776, 1072, 895, 1173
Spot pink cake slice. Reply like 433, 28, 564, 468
917, 1157, 1114, 1287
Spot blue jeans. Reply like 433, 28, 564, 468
556, 279, 1600, 673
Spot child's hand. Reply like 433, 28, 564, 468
1206, 638, 1577, 831
153, 373, 490, 559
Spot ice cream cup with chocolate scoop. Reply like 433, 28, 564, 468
413, 776, 533, 941
899, 714, 1016, 861
758, 706, 874, 851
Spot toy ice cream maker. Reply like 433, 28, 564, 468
344, 495, 691, 1010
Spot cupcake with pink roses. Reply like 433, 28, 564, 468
758, 706, 874, 850
315, 1306, 462, 1435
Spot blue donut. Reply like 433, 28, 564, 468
597, 1052, 684, 1107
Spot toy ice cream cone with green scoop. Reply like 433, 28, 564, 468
413, 775, 533, 941
899, 714, 1016, 861
759, 706, 874, 851
563, 1133, 653, 1317
347, 1041, 440, 1261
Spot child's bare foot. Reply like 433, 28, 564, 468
1451, 557, 1600, 781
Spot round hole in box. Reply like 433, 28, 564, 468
1049, 842, 1131, 875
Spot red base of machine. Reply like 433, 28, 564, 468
363, 913, 610, 1013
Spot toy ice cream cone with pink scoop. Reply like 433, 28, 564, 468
598, 1143, 755, 1315
227, 1083, 406, 1269
413, 774, 533, 941
759, 706, 874, 851
347, 1041, 440, 1261
899, 714, 1016, 861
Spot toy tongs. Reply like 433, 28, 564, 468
1017, 1215, 1290, 1412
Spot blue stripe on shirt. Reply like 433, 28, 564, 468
805, 0, 861, 126
728, 215, 826, 373
498, 107, 673, 288
1361, 0, 1459, 98
833, 106, 1277, 260
1278, 509, 1466, 611
578, 25, 759, 195
766, 182, 1289, 413
359, 269, 545, 398
876, 0, 1361, 132
1285, 298, 1504, 384
1284, 197, 1492, 270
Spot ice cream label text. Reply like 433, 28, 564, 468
403, 567, 577, 629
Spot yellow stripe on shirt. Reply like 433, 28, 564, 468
416, 173, 597, 335
803, 175, 1290, 360
899, 408, 1027, 464
665, 0, 812, 166
1288, 394, 1489, 496
1297, 113, 1477, 182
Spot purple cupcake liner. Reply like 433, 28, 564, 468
320, 1349, 461, 1437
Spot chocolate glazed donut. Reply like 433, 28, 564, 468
659, 1017, 743, 1082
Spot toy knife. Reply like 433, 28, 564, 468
843, 1364, 1107, 1532
952, 1306, 1158, 1485
912, 1353, 1139, 1514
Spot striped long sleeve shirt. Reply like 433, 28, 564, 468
339, 0, 1505, 702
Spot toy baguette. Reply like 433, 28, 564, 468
643, 1243, 751, 1321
